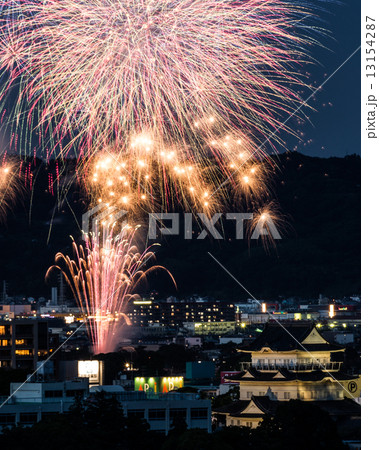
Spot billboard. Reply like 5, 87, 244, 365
134, 376, 183, 394
78, 360, 101, 384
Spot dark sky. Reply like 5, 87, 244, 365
281, 0, 361, 158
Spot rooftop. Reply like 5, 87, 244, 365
240, 322, 344, 353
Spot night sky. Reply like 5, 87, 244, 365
281, 0, 361, 158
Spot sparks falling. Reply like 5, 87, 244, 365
83, 126, 272, 217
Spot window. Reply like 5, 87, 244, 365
148, 409, 165, 420
45, 390, 63, 398
66, 390, 85, 398
0, 414, 15, 425
230, 419, 234, 426
20, 413, 38, 424
284, 392, 290, 399
169, 408, 186, 420
41, 412, 59, 421
0, 340, 9, 346
190, 408, 208, 419
15, 350, 31, 356
15, 324, 33, 337
128, 409, 145, 419
0, 326, 5, 335
259, 392, 265, 396
15, 339, 26, 345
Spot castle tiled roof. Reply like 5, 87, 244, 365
225, 367, 357, 382
240, 322, 343, 352
213, 397, 361, 418
213, 400, 250, 415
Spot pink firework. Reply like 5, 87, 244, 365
47, 223, 175, 354
0, 0, 318, 159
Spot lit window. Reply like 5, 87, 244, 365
15, 350, 31, 356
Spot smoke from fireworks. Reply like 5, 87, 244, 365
46, 224, 175, 354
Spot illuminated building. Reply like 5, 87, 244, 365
214, 323, 360, 429
0, 319, 49, 370
182, 321, 235, 335
0, 303, 32, 319
127, 299, 235, 328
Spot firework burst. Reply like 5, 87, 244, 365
246, 201, 286, 250
46, 223, 175, 354
0, 0, 318, 161
82, 125, 273, 217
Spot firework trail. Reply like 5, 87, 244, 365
0, 157, 22, 223
46, 223, 175, 354
0, 0, 318, 162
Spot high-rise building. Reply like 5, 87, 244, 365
0, 319, 49, 370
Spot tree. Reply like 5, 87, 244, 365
253, 400, 347, 450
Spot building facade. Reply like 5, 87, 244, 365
214, 323, 360, 429
0, 382, 211, 435
127, 299, 235, 328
